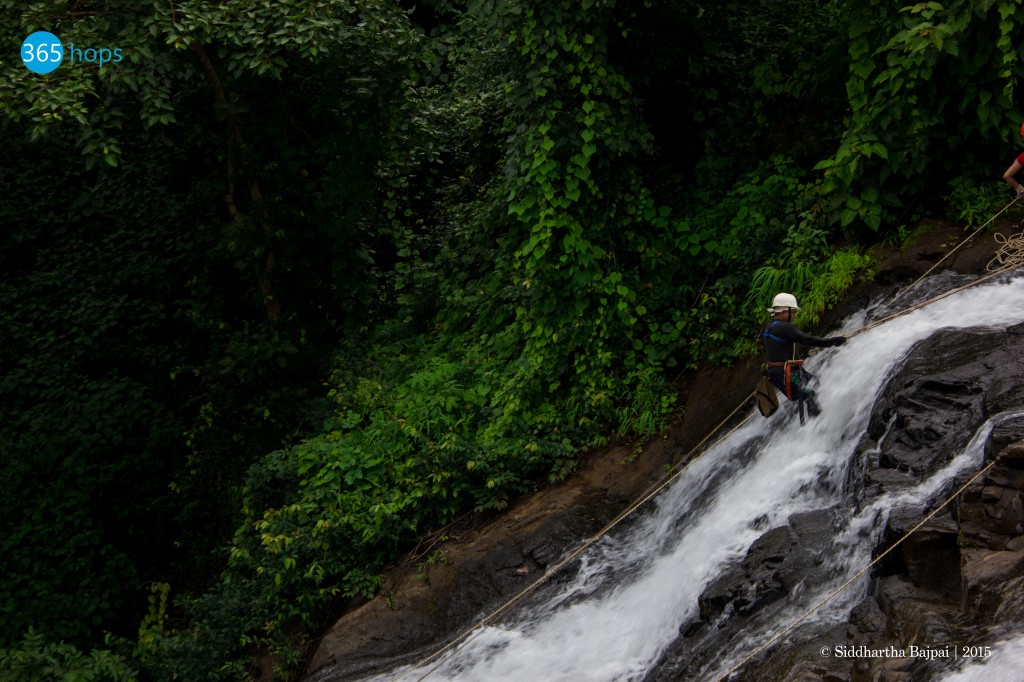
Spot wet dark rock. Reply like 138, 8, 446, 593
862, 466, 918, 500
699, 526, 799, 623
698, 511, 833, 627
705, 319, 1024, 682
849, 599, 887, 635
873, 510, 961, 599
730, 623, 852, 682
300, 235, 1024, 682
960, 547, 1024, 623
959, 441, 1024, 552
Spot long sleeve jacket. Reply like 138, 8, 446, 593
761, 319, 834, 363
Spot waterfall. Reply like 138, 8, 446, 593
939, 631, 1024, 681
362, 274, 1024, 682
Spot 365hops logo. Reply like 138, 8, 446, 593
21, 30, 123, 74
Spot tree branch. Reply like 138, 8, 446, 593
189, 39, 281, 324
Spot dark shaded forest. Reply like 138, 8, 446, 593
2, 1, 1022, 679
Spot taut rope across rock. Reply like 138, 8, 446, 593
394, 208, 1023, 682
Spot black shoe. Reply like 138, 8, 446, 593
805, 396, 821, 417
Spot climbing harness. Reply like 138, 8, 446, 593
765, 359, 804, 401
396, 212, 1024, 682
761, 319, 816, 424
766, 359, 813, 424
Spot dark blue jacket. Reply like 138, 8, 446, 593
761, 319, 834, 363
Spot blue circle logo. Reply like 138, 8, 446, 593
21, 31, 64, 74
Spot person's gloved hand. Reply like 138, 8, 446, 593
829, 336, 847, 347
1016, 185, 1024, 196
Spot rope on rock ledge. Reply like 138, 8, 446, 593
392, 207, 1024, 682
988, 228, 1024, 271
892, 188, 1019, 301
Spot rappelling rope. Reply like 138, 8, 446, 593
846, 262, 1018, 340
395, 230, 1022, 682
889, 192, 1022, 305
803, 263, 1017, 364
401, 399, 758, 681
714, 452, 1004, 682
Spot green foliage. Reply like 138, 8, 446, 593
946, 177, 1009, 228
819, 0, 1024, 233
134, 583, 170, 660
798, 249, 876, 327
0, 630, 136, 682
3, 0, 1003, 679
746, 205, 874, 328
749, 263, 817, 312
0, 131, 196, 645
415, 550, 451, 581
617, 366, 676, 441
2, 0, 431, 670
747, 215, 830, 313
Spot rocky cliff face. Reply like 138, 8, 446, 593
301, 334, 764, 682
300, 226, 1023, 682
654, 323, 1024, 682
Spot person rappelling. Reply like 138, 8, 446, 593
758, 293, 846, 422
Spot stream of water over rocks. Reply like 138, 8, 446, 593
306, 272, 1024, 682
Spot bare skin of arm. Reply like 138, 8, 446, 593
1003, 160, 1024, 193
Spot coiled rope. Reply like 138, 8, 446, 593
988, 228, 1024, 271
393, 223, 1022, 682
890, 192, 1021, 305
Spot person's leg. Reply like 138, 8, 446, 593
802, 389, 821, 417
790, 369, 821, 417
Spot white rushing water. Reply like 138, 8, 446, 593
366, 274, 1024, 682
939, 631, 1024, 681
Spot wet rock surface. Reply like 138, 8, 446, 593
698, 511, 833, 625
300, 225, 1024, 682
639, 316, 1024, 682
722, 329, 1024, 682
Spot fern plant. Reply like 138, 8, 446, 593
796, 248, 875, 326
747, 249, 873, 327
747, 261, 818, 312
946, 178, 1007, 229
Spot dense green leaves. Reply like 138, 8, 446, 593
2, 0, 1008, 678
821, 0, 1024, 231
0, 630, 136, 682
1, 0, 429, 668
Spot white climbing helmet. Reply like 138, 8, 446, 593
768, 292, 800, 311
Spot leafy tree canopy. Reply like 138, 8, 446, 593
2, 0, 1021, 679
